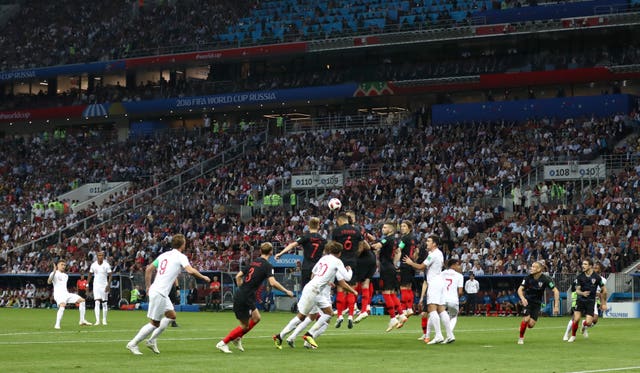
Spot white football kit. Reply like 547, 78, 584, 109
147, 249, 191, 320
90, 260, 112, 300
297, 254, 352, 315
594, 277, 607, 314
423, 248, 444, 305
441, 268, 464, 317
52, 271, 82, 305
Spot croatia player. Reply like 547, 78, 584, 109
87, 251, 112, 325
371, 221, 405, 331
398, 220, 419, 318
127, 234, 210, 355
276, 216, 326, 289
567, 258, 607, 343
48, 260, 92, 329
274, 241, 357, 349
345, 210, 374, 324
217, 242, 294, 353
331, 212, 365, 328
517, 261, 560, 344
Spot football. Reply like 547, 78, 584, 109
328, 198, 342, 211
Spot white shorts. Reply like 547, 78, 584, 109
146, 291, 174, 321
445, 301, 459, 318
427, 279, 444, 305
54, 292, 83, 306
297, 285, 331, 315
93, 287, 109, 301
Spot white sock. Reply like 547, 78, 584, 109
288, 316, 313, 341
56, 306, 65, 326
450, 316, 458, 331
426, 315, 432, 337
148, 317, 172, 342
130, 323, 157, 346
279, 316, 303, 339
94, 300, 101, 323
564, 319, 573, 337
429, 311, 442, 339
102, 302, 108, 323
439, 311, 453, 338
309, 313, 332, 338
79, 302, 86, 322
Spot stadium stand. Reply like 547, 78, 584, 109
0, 0, 639, 303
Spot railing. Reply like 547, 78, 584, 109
284, 112, 411, 134
8, 129, 267, 255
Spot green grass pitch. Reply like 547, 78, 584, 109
1, 308, 639, 373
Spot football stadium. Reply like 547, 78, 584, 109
1, 0, 640, 372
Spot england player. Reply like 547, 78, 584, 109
440, 258, 464, 343
47, 260, 92, 329
274, 217, 326, 335
517, 261, 560, 344
274, 241, 357, 349
562, 281, 578, 341
404, 235, 448, 344
126, 234, 210, 355
87, 251, 112, 325
567, 258, 607, 343
217, 242, 294, 354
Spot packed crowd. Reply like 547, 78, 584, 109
1, 0, 604, 73
0, 124, 264, 261
2, 111, 637, 277
0, 0, 250, 71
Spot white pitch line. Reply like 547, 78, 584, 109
566, 367, 640, 373
0, 324, 565, 338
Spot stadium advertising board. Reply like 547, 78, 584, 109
543, 163, 605, 180
603, 302, 640, 319
269, 253, 303, 268
0, 106, 85, 122
291, 173, 344, 190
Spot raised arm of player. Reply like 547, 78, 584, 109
268, 277, 294, 297
47, 263, 56, 284
184, 264, 211, 283
275, 241, 298, 260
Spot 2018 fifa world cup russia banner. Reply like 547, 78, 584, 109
121, 84, 359, 114
0, 61, 125, 82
